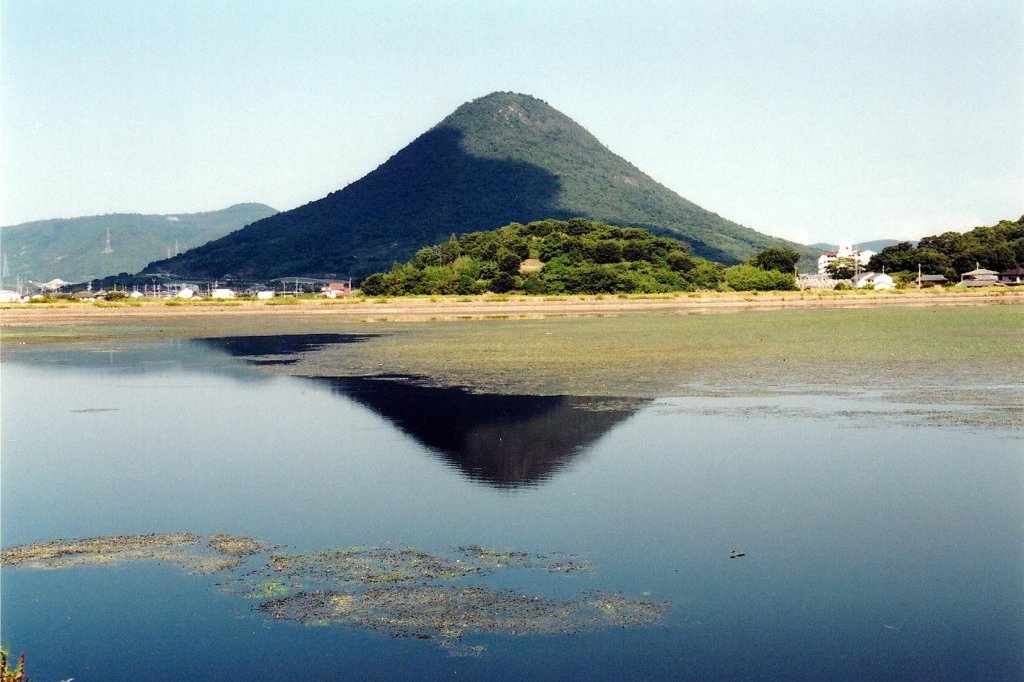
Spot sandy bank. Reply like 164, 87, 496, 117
2, 289, 1021, 326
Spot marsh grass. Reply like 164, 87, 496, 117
4, 299, 1021, 413
264, 297, 300, 306
289, 306, 1024, 404
92, 300, 142, 308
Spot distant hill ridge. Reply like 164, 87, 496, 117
143, 92, 817, 279
810, 239, 904, 253
1, 203, 277, 283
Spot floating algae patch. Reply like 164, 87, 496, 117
265, 545, 595, 587
208, 534, 269, 558
268, 546, 486, 586
258, 585, 665, 640
2, 536, 664, 649
455, 546, 595, 573
246, 579, 292, 600
0, 532, 263, 573
0, 533, 200, 568
249, 545, 656, 645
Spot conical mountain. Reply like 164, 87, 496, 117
146, 92, 814, 279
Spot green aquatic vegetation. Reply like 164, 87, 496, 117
2, 534, 664, 651
0, 533, 256, 574
277, 306, 1023, 422
257, 585, 665, 640
455, 546, 594, 573
247, 580, 291, 600
456, 546, 532, 569
269, 546, 485, 586
250, 545, 616, 645
208, 534, 268, 557
0, 532, 199, 567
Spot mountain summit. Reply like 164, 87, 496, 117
146, 92, 812, 279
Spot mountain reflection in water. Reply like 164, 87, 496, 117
199, 333, 378, 365
196, 333, 647, 488
322, 377, 646, 488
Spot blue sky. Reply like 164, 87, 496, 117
2, 0, 1021, 244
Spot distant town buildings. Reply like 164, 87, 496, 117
852, 272, 895, 290
797, 274, 841, 290
999, 267, 1024, 285
913, 274, 949, 287
817, 244, 876, 275
958, 266, 999, 287
323, 280, 353, 298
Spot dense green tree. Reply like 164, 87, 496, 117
724, 265, 795, 291
594, 240, 623, 264
622, 239, 654, 262
359, 273, 389, 296
459, 232, 499, 261
537, 233, 567, 261
414, 247, 441, 268
917, 231, 962, 255
496, 249, 522, 275
490, 271, 516, 293
666, 251, 694, 272
867, 242, 916, 273
438, 235, 461, 265
684, 261, 726, 289
747, 247, 800, 273
825, 257, 859, 279
914, 249, 955, 278
521, 273, 544, 294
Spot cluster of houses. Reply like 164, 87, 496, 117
799, 244, 1024, 290
0, 279, 354, 303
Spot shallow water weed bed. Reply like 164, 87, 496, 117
2, 534, 658, 649
0, 533, 200, 567
0, 532, 267, 573
268, 546, 487, 585
258, 586, 665, 640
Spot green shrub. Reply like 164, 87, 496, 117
725, 265, 796, 291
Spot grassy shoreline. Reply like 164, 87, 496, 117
2, 288, 1021, 330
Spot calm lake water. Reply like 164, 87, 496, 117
2, 336, 1021, 680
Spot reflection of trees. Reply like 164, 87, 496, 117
324, 377, 646, 488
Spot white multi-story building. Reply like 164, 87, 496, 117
817, 244, 876, 275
